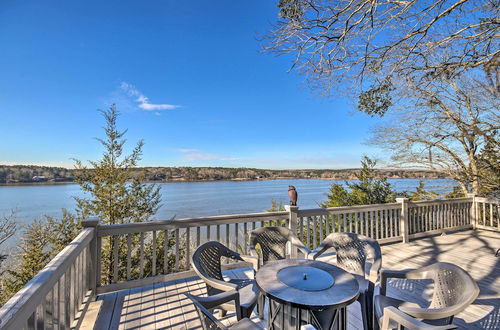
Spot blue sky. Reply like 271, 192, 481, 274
0, 0, 386, 169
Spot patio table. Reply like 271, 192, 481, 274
256, 259, 359, 330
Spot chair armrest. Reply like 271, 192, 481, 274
380, 268, 421, 295
240, 254, 259, 271
398, 305, 461, 321
381, 306, 457, 330
310, 245, 327, 260
290, 236, 311, 257
204, 276, 239, 292
368, 258, 382, 284
188, 290, 242, 320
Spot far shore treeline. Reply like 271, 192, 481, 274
0, 165, 448, 184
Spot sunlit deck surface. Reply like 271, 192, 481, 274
94, 230, 500, 329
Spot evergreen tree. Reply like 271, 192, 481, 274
0, 211, 79, 305
477, 135, 500, 198
73, 105, 161, 224
0, 220, 50, 305
406, 181, 440, 201
321, 156, 396, 207
73, 105, 162, 284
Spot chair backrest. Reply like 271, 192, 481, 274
316, 232, 381, 277
185, 293, 228, 330
192, 241, 231, 283
249, 227, 293, 263
425, 262, 480, 310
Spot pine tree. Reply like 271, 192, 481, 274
321, 156, 396, 208
73, 105, 162, 284
73, 105, 161, 225
1, 220, 50, 305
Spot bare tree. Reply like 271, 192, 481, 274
369, 68, 499, 195
265, 0, 499, 99
0, 212, 17, 265
266, 1, 499, 195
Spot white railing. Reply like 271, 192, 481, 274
293, 197, 474, 250
93, 211, 289, 293
473, 197, 499, 231
296, 202, 403, 249
0, 221, 97, 330
1, 195, 497, 329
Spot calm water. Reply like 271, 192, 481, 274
0, 178, 456, 224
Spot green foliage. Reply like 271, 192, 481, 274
0, 211, 79, 305
1, 220, 50, 305
358, 78, 394, 117
321, 156, 396, 207
45, 209, 81, 252
445, 186, 466, 199
73, 105, 161, 225
267, 200, 285, 212
477, 135, 500, 198
278, 0, 303, 20
406, 181, 440, 201
265, 200, 287, 227
73, 105, 164, 284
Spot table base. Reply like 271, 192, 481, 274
268, 299, 348, 330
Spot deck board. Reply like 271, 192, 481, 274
94, 230, 500, 329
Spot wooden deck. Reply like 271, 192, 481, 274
93, 230, 500, 329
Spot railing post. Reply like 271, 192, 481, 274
467, 193, 476, 229
82, 217, 100, 296
396, 198, 409, 243
285, 205, 299, 258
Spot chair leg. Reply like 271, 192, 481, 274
358, 295, 369, 330
257, 293, 265, 319
366, 294, 373, 330
366, 284, 375, 330
372, 303, 380, 330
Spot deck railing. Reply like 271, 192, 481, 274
473, 197, 499, 231
0, 195, 498, 329
0, 223, 97, 330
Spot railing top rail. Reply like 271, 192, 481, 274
0, 228, 94, 330
408, 197, 473, 206
298, 202, 401, 217
475, 197, 500, 204
97, 211, 289, 237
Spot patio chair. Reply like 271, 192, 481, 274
311, 232, 382, 330
249, 226, 311, 266
249, 226, 311, 318
185, 292, 264, 330
380, 306, 457, 330
374, 262, 479, 329
191, 241, 260, 320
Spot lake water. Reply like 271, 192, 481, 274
0, 178, 456, 224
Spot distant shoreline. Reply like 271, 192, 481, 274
0, 176, 451, 187
0, 164, 449, 185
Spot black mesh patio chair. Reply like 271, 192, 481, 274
185, 292, 264, 330
191, 241, 260, 320
249, 226, 311, 318
311, 232, 382, 330
374, 262, 479, 329
249, 226, 311, 266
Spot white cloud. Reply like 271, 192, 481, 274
120, 82, 181, 111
